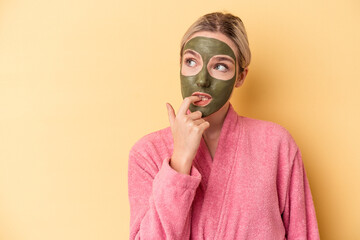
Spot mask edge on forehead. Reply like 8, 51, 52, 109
184, 36, 236, 60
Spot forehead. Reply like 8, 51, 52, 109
183, 36, 236, 60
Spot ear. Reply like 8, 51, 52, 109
235, 67, 248, 88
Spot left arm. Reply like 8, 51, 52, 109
282, 150, 320, 239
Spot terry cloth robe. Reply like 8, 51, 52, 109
128, 104, 320, 240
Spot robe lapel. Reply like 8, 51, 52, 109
194, 103, 243, 239
193, 138, 213, 192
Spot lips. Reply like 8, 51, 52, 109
192, 92, 212, 107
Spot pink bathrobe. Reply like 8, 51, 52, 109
128, 104, 320, 239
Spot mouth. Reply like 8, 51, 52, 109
191, 92, 212, 107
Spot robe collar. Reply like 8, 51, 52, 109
193, 102, 243, 237
193, 103, 242, 191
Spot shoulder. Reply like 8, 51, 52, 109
241, 116, 290, 135
129, 127, 173, 169
130, 127, 172, 154
239, 116, 301, 172
241, 116, 290, 136
240, 116, 298, 152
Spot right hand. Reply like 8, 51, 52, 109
166, 96, 210, 175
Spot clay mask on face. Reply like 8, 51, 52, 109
180, 36, 237, 117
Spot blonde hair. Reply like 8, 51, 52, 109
180, 12, 251, 72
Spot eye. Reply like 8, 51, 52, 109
214, 64, 228, 72
185, 58, 196, 67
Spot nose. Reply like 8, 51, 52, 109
195, 69, 211, 88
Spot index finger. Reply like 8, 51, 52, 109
177, 96, 201, 116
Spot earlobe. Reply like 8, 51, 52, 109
235, 78, 245, 87
235, 67, 248, 88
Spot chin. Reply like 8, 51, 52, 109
196, 106, 224, 118
205, 102, 230, 118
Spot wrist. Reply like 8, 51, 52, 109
170, 155, 192, 175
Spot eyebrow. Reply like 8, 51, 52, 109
213, 56, 235, 64
183, 50, 235, 64
183, 49, 200, 57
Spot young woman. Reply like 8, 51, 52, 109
128, 12, 320, 239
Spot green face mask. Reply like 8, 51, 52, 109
180, 36, 237, 117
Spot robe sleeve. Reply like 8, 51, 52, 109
128, 150, 202, 240
282, 150, 320, 240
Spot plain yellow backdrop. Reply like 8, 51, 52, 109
1, 0, 359, 239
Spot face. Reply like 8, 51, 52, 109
180, 32, 238, 117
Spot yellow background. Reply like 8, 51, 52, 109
1, 0, 359, 239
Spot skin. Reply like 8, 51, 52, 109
166, 31, 248, 175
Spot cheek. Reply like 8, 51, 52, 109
208, 79, 236, 103
180, 76, 197, 99
180, 76, 195, 92
211, 81, 232, 92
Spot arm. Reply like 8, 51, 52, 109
282, 150, 320, 240
128, 150, 201, 240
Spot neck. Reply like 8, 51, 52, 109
202, 102, 230, 139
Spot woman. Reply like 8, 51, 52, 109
128, 12, 320, 239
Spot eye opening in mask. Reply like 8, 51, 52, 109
206, 55, 236, 81
181, 49, 203, 76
